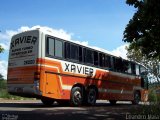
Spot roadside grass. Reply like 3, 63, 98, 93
131, 89, 160, 116
0, 80, 35, 100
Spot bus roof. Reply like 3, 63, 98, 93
13, 27, 129, 61
37, 28, 124, 59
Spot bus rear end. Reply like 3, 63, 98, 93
7, 30, 41, 97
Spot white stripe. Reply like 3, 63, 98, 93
99, 88, 133, 94
39, 64, 72, 90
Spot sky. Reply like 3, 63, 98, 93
0, 0, 135, 79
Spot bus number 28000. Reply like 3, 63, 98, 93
24, 60, 35, 65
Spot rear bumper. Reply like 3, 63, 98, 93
7, 83, 42, 98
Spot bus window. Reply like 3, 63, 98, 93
55, 39, 63, 58
47, 37, 54, 56
140, 65, 148, 89
105, 55, 111, 68
84, 48, 93, 64
70, 44, 78, 60
136, 65, 140, 75
99, 53, 105, 67
127, 63, 132, 74
123, 60, 129, 73
140, 66, 146, 75
111, 57, 115, 70
131, 63, 136, 74
64, 42, 70, 59
115, 58, 123, 72
79, 46, 82, 62
94, 51, 98, 66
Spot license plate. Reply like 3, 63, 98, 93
17, 88, 23, 92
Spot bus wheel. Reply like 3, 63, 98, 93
87, 88, 97, 105
132, 91, 140, 105
109, 100, 117, 105
70, 87, 83, 106
41, 97, 54, 106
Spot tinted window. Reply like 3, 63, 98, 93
111, 57, 115, 70
70, 44, 78, 60
140, 66, 146, 75
136, 64, 140, 75
84, 48, 93, 64
55, 39, 63, 57
99, 53, 105, 67
65, 42, 70, 59
105, 55, 111, 68
123, 60, 129, 73
79, 46, 82, 62
94, 51, 98, 66
131, 63, 136, 74
127, 63, 132, 74
47, 38, 54, 56
114, 58, 123, 72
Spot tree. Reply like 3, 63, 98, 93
126, 46, 160, 84
0, 74, 4, 80
0, 45, 4, 53
123, 0, 160, 59
0, 37, 4, 79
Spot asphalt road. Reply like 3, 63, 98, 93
0, 100, 138, 120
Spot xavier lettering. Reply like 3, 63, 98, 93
64, 62, 94, 76
11, 36, 37, 49
64, 63, 70, 72
77, 66, 82, 73
71, 64, 76, 72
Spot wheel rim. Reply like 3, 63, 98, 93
73, 91, 82, 105
88, 89, 96, 105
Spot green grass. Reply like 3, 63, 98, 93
131, 89, 160, 116
0, 80, 35, 100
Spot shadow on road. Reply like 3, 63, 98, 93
0, 102, 138, 120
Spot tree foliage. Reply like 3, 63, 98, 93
0, 33, 4, 79
126, 46, 160, 83
123, 0, 160, 58
0, 45, 4, 53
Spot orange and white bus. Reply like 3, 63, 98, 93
7, 28, 148, 106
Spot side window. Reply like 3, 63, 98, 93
94, 51, 98, 66
131, 63, 136, 74
70, 44, 78, 60
111, 57, 115, 70
99, 53, 105, 67
140, 66, 146, 75
84, 48, 93, 64
105, 55, 111, 68
79, 46, 82, 62
136, 64, 140, 75
115, 58, 123, 72
123, 60, 129, 73
47, 37, 54, 56
127, 63, 132, 74
55, 39, 63, 57
46, 37, 63, 58
64, 42, 70, 59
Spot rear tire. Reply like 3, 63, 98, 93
70, 87, 83, 106
132, 91, 140, 105
87, 88, 97, 105
41, 97, 54, 106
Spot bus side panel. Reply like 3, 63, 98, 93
37, 58, 138, 101
42, 73, 61, 99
